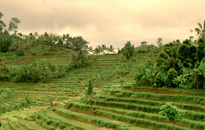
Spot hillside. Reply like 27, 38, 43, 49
0, 45, 204, 130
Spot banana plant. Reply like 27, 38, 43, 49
172, 75, 186, 88
184, 60, 205, 89
141, 68, 152, 87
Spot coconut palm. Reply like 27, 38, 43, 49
195, 21, 205, 38
109, 45, 115, 52
94, 47, 100, 55
158, 47, 181, 71
157, 37, 163, 47
88, 46, 93, 52
102, 44, 107, 51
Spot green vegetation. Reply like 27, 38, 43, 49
159, 102, 183, 129
136, 21, 205, 89
87, 80, 96, 114
0, 11, 204, 130
121, 41, 135, 61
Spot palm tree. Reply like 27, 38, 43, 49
102, 44, 107, 51
157, 37, 163, 47
94, 47, 100, 55
0, 12, 6, 33
109, 45, 115, 52
97, 45, 103, 54
158, 47, 181, 71
88, 46, 93, 52
195, 21, 205, 39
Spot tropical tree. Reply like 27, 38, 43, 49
195, 21, 205, 39
156, 47, 181, 71
97, 45, 103, 53
87, 80, 96, 114
157, 37, 163, 47
172, 75, 186, 88
109, 45, 115, 52
141, 41, 147, 46
0, 11, 21, 52
88, 46, 93, 52
94, 47, 100, 55
187, 60, 205, 89
102, 44, 107, 51
166, 68, 178, 88
121, 41, 135, 61
141, 68, 152, 87
0, 12, 6, 33
67, 36, 88, 51
8, 17, 21, 34
71, 50, 88, 68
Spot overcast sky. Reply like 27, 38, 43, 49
0, 0, 204, 48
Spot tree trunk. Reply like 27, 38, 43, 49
90, 95, 96, 114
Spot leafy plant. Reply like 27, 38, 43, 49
166, 68, 178, 88
121, 41, 135, 61
87, 80, 96, 114
159, 102, 183, 130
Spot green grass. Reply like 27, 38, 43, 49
107, 90, 204, 104
0, 45, 204, 130
65, 102, 204, 130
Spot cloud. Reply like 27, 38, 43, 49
0, 0, 204, 48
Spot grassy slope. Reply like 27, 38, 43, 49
0, 45, 204, 130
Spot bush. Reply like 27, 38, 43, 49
0, 63, 11, 81
121, 41, 135, 61
159, 102, 183, 129
14, 61, 68, 82
70, 50, 89, 69
166, 68, 178, 88
0, 34, 12, 53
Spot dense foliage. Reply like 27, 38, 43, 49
159, 102, 182, 122
0, 61, 68, 82
135, 21, 205, 89
121, 41, 135, 61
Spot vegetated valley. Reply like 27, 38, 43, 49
0, 12, 204, 130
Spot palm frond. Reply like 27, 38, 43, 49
198, 23, 202, 29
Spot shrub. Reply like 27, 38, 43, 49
14, 61, 67, 82
121, 41, 135, 61
159, 102, 183, 129
166, 68, 178, 87
0, 34, 12, 53
154, 72, 165, 87
0, 63, 11, 81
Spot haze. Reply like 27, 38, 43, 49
0, 0, 204, 48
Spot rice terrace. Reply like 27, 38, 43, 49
0, 2, 205, 130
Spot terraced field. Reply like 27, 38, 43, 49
0, 54, 123, 129
0, 53, 204, 130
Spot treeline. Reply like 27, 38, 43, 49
0, 11, 100, 83
0, 11, 116, 56
0, 11, 90, 56
135, 21, 205, 89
